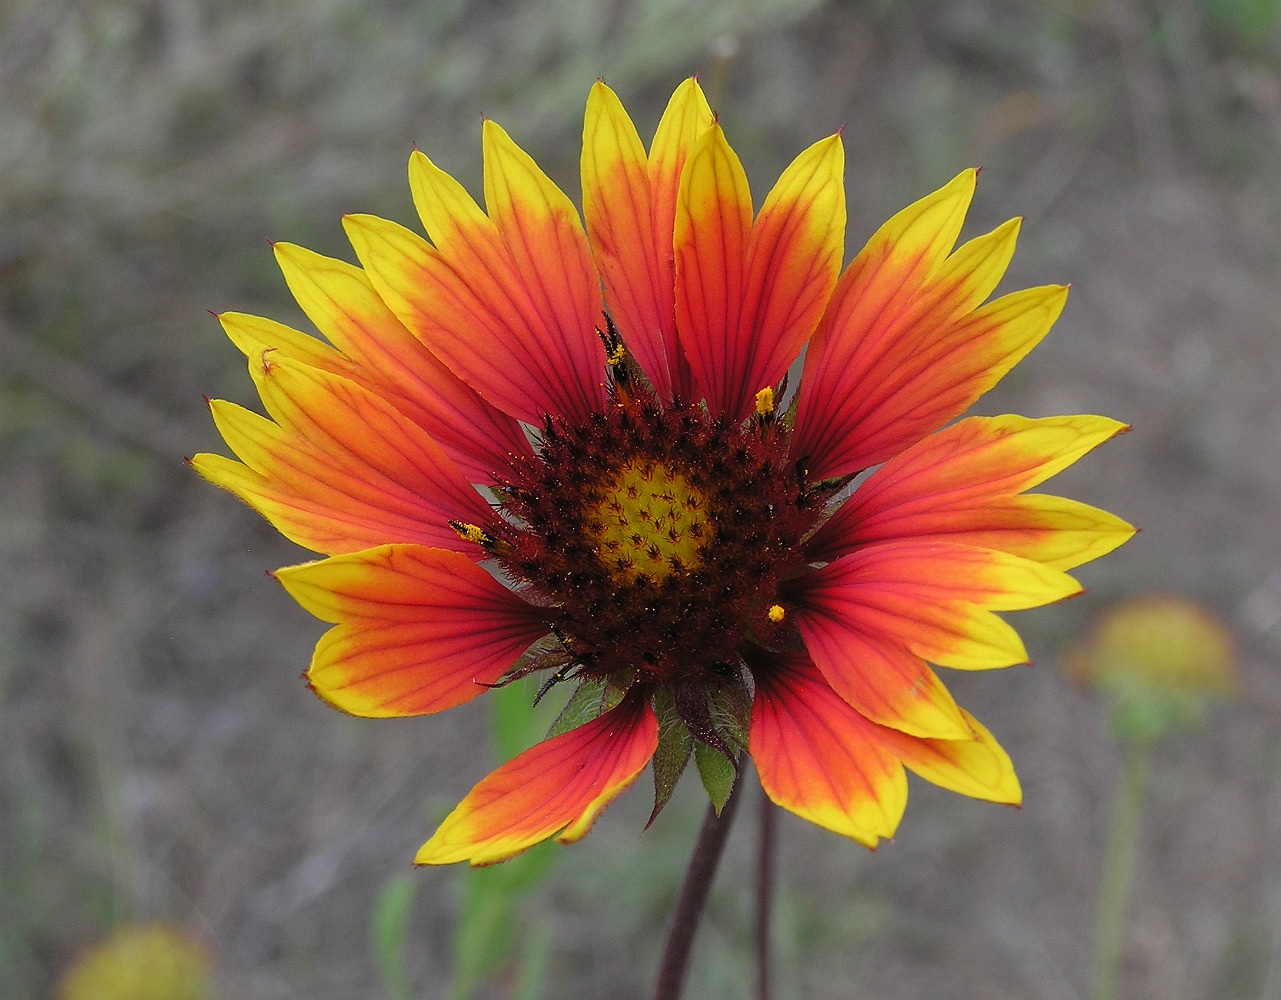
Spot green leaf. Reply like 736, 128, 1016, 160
602, 667, 637, 711
546, 680, 608, 739
695, 741, 738, 815
707, 682, 751, 754
370, 872, 415, 1000
649, 687, 694, 825
506, 633, 572, 681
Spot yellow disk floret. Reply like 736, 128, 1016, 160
591, 459, 709, 581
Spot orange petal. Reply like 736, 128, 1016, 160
673, 122, 753, 418
810, 414, 1134, 570
674, 127, 845, 422
582, 80, 680, 398
481, 119, 605, 419
273, 242, 531, 482
793, 172, 1066, 480
789, 541, 1082, 670
192, 353, 493, 555
798, 623, 971, 739
735, 134, 845, 417
872, 708, 1022, 805
346, 157, 604, 426
416, 694, 658, 865
274, 544, 547, 717
748, 647, 907, 847
644, 78, 713, 400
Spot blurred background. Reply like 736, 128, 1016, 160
3, 0, 1280, 997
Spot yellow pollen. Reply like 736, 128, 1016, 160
449, 521, 492, 546
607, 343, 627, 366
767, 604, 785, 623
755, 386, 775, 419
590, 459, 708, 581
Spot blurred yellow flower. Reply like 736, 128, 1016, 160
1065, 595, 1239, 741
58, 923, 213, 1000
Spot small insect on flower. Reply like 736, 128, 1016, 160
194, 79, 1134, 866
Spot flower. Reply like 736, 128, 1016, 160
57, 924, 213, 1000
1065, 594, 1238, 742
1066, 595, 1238, 700
194, 79, 1134, 865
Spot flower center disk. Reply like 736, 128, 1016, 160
495, 398, 821, 690
589, 459, 708, 581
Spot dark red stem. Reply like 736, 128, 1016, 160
756, 784, 776, 1000
652, 780, 744, 1000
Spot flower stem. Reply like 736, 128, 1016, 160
1087, 741, 1153, 1000
756, 784, 776, 1000
653, 778, 744, 1000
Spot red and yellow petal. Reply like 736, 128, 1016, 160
481, 119, 605, 418
345, 139, 605, 426
789, 541, 1082, 671
790, 169, 974, 476
191, 353, 493, 556
674, 122, 753, 419
218, 311, 350, 375
796, 623, 971, 740
674, 126, 845, 423
582, 82, 667, 388
272, 242, 531, 482
810, 414, 1135, 570
873, 708, 1022, 805
274, 544, 548, 717
792, 171, 1067, 480
581, 79, 713, 401
644, 78, 714, 400
416, 693, 659, 865
748, 648, 907, 847
736, 134, 845, 415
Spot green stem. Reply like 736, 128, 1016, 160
1087, 741, 1153, 1000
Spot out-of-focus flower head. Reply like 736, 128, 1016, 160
1065, 595, 1239, 742
57, 923, 213, 1000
